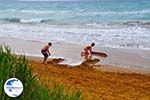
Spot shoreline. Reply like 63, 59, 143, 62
26, 55, 150, 75
0, 36, 150, 70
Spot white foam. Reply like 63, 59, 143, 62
74, 10, 150, 17
20, 10, 55, 14
20, 18, 43, 23
0, 23, 150, 50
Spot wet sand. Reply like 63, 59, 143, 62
27, 56, 150, 75
0, 37, 150, 69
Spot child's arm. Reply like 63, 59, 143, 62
47, 49, 51, 56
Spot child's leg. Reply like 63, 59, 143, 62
84, 54, 89, 61
42, 57, 48, 64
88, 53, 92, 59
41, 50, 49, 64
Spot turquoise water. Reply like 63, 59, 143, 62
0, 0, 150, 49
0, 0, 150, 24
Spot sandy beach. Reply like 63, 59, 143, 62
0, 37, 150, 99
0, 37, 150, 68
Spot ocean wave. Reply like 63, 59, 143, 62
1, 17, 150, 28
1, 9, 150, 15
0, 18, 70, 25
0, 17, 76, 26
0, 18, 46, 23
2, 18, 21, 23
21, 18, 43, 23
0, 9, 71, 14
20, 10, 56, 14
123, 20, 150, 26
40, 19, 55, 23
0, 9, 17, 13
74, 9, 150, 16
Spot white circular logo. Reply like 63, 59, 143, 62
4, 78, 23, 97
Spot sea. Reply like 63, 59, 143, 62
0, 0, 150, 50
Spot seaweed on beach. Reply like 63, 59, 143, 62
92, 51, 108, 58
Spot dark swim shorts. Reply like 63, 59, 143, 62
41, 50, 49, 57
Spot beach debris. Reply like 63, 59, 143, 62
47, 58, 65, 64
81, 58, 100, 67
92, 51, 108, 58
